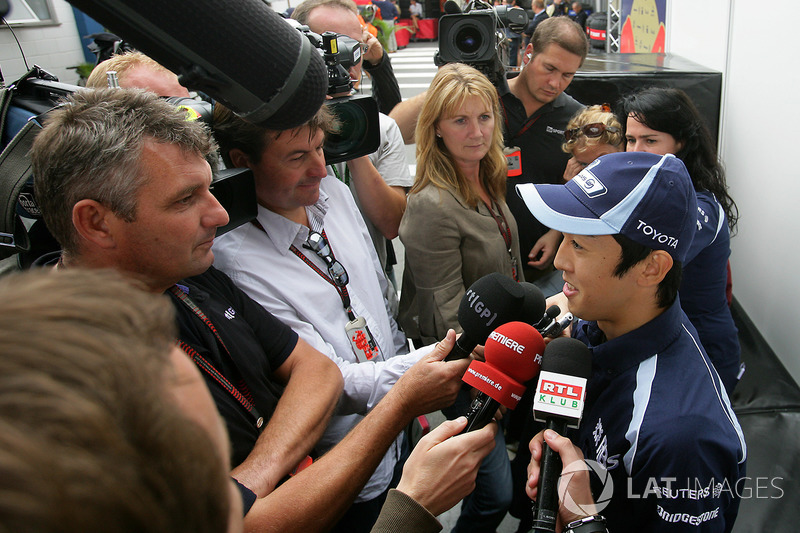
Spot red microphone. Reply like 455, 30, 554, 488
460, 321, 545, 432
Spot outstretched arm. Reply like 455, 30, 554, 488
346, 156, 407, 239
244, 330, 470, 532
389, 91, 427, 144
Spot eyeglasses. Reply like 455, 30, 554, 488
564, 123, 620, 143
305, 231, 349, 287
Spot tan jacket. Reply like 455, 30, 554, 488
398, 184, 525, 345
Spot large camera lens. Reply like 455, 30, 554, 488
323, 95, 380, 165
455, 25, 483, 54
326, 101, 365, 154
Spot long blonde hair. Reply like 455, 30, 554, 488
412, 63, 506, 206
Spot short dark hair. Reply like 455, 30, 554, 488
612, 233, 682, 308
212, 102, 337, 168
0, 268, 231, 533
531, 16, 588, 65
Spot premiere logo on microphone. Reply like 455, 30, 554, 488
488, 330, 526, 354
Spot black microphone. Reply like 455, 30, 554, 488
519, 282, 547, 326
530, 337, 592, 533
460, 321, 544, 432
66, 0, 328, 130
445, 272, 525, 361
534, 305, 560, 331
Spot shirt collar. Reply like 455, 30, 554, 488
578, 296, 686, 376
254, 186, 330, 255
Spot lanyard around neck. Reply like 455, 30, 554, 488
484, 200, 519, 282
169, 285, 264, 430
251, 220, 357, 321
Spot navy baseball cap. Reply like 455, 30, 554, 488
516, 152, 697, 263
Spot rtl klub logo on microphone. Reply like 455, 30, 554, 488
534, 371, 587, 425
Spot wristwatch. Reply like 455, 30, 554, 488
564, 515, 608, 533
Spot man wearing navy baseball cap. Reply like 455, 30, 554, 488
519, 152, 747, 532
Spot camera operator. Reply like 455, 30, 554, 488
389, 17, 587, 282
211, 94, 451, 531
293, 0, 402, 115
294, 0, 412, 311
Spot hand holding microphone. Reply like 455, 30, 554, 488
460, 321, 545, 432
530, 337, 592, 533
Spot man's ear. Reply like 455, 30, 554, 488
638, 250, 674, 288
72, 199, 117, 250
228, 148, 251, 170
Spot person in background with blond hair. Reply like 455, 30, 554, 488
561, 104, 624, 181
86, 50, 190, 96
398, 63, 523, 533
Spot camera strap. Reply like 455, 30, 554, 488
331, 164, 351, 186
169, 285, 265, 431
0, 117, 40, 256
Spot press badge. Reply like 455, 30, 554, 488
504, 146, 521, 177
345, 316, 381, 363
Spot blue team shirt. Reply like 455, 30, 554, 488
573, 298, 747, 532
680, 191, 740, 394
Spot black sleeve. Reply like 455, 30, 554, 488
364, 50, 402, 114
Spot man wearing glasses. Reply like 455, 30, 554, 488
293, 0, 402, 115
212, 101, 440, 532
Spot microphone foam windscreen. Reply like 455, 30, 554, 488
540, 337, 592, 380
484, 321, 544, 384
519, 282, 546, 325
68, 0, 328, 130
457, 272, 524, 341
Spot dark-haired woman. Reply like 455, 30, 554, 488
621, 86, 741, 395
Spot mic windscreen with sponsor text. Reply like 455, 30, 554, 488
446, 272, 525, 360
66, 0, 328, 130
460, 321, 544, 432
531, 337, 592, 533
533, 337, 592, 427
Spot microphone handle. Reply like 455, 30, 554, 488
460, 392, 498, 433
445, 336, 476, 361
530, 418, 569, 533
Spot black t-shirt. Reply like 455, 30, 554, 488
498, 84, 583, 259
169, 266, 298, 467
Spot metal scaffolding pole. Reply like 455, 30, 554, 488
606, 0, 620, 52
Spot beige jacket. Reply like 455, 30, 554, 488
398, 184, 525, 345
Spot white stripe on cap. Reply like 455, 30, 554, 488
601, 153, 672, 231
516, 183, 618, 235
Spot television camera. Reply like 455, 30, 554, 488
435, 0, 528, 86
0, 19, 378, 266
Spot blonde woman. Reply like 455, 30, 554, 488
561, 103, 624, 181
399, 63, 524, 346
398, 63, 519, 533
